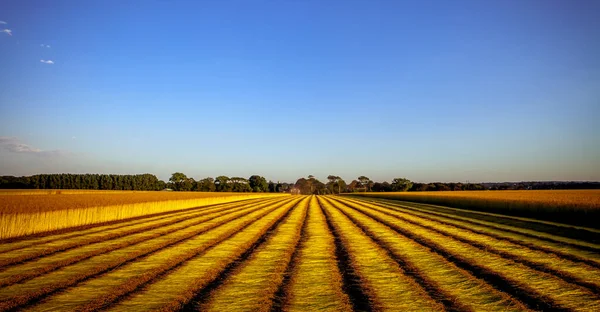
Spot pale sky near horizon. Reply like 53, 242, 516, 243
1, 0, 599, 183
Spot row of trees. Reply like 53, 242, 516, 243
167, 172, 280, 193
291, 175, 415, 195
0, 174, 164, 190
1, 173, 489, 194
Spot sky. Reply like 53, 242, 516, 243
1, 0, 599, 183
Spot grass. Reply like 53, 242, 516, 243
326, 196, 529, 311
355, 196, 600, 250
348, 190, 600, 227
198, 196, 309, 312
1, 194, 599, 311
318, 197, 444, 311
338, 197, 600, 311
0, 197, 278, 267
337, 197, 600, 291
0, 198, 285, 287
104, 197, 306, 311
282, 196, 353, 312
0, 197, 295, 311
0, 190, 286, 239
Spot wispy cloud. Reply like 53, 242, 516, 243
40, 44, 51, 48
0, 21, 7, 25
40, 59, 54, 64
1, 29, 12, 36
0, 136, 64, 156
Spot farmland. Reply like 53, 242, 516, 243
0, 194, 599, 311
349, 190, 600, 228
0, 190, 285, 239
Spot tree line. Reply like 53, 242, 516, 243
0, 174, 164, 190
3, 173, 594, 194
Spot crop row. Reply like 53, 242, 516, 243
0, 195, 598, 311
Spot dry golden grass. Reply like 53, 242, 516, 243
0, 190, 287, 239
283, 197, 353, 312
0, 197, 294, 311
346, 196, 600, 268
350, 190, 600, 227
327, 196, 530, 311
1, 194, 599, 311
105, 197, 305, 311
318, 197, 444, 311
338, 197, 600, 290
355, 196, 600, 250
199, 196, 309, 312
340, 197, 600, 311
0, 199, 285, 287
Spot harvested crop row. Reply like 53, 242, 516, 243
0, 197, 288, 287
348, 190, 600, 228
0, 197, 282, 267
197, 196, 309, 312
356, 196, 600, 252
337, 197, 600, 292
318, 197, 444, 311
344, 197, 600, 268
282, 197, 352, 312
324, 196, 529, 312
104, 197, 309, 311
0, 196, 272, 253
335, 197, 600, 311
0, 196, 297, 311
0, 193, 287, 239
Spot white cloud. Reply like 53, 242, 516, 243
40, 44, 51, 48
1, 29, 12, 36
40, 59, 54, 64
0, 136, 64, 156
0, 21, 7, 25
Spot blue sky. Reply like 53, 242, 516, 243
1, 0, 599, 183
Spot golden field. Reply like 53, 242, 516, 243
0, 195, 598, 311
0, 190, 287, 239
347, 190, 600, 228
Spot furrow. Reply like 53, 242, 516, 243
344, 197, 600, 269
339, 197, 600, 294
281, 197, 354, 312
0, 196, 296, 311
325, 196, 531, 312
320, 199, 372, 312
269, 196, 311, 312
336, 197, 600, 311
0, 197, 281, 268
0, 197, 269, 252
193, 196, 309, 312
104, 197, 307, 311
356, 197, 600, 249
0, 197, 285, 287
318, 197, 444, 311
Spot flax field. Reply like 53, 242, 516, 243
0, 195, 599, 311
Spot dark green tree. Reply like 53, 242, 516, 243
248, 175, 268, 192
391, 178, 413, 192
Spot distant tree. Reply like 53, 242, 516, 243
358, 176, 372, 192
327, 175, 346, 194
294, 178, 311, 195
230, 177, 252, 192
248, 175, 269, 192
196, 177, 215, 192
313, 180, 327, 194
169, 172, 187, 191
347, 180, 360, 192
372, 181, 392, 192
391, 178, 413, 192
214, 176, 231, 192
